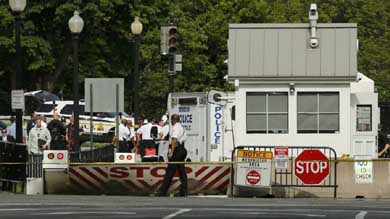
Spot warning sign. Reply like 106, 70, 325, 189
234, 150, 273, 187
354, 161, 373, 184
274, 146, 289, 170
246, 170, 261, 185
237, 150, 273, 159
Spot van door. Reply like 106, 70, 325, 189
168, 95, 207, 161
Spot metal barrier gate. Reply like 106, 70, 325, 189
231, 146, 338, 198
0, 142, 27, 192
27, 154, 43, 178
70, 144, 114, 162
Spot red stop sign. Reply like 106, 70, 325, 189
294, 150, 330, 184
246, 170, 261, 185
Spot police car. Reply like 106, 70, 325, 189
34, 100, 133, 143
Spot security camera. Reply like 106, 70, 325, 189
309, 38, 319, 48
309, 3, 318, 20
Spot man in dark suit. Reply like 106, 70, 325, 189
1, 128, 14, 143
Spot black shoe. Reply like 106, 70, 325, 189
175, 192, 188, 197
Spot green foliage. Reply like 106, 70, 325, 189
0, 0, 389, 116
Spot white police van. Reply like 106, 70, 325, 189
34, 100, 133, 143
167, 91, 235, 162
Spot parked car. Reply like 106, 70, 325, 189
33, 99, 133, 143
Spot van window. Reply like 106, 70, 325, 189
178, 97, 197, 105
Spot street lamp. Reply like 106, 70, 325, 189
68, 11, 84, 151
131, 17, 142, 121
9, 0, 27, 144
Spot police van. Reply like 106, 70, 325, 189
167, 91, 235, 162
34, 100, 133, 143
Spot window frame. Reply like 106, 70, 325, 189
246, 92, 289, 134
356, 105, 372, 132
297, 92, 340, 134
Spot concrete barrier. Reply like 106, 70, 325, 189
45, 163, 231, 195
232, 160, 390, 198
43, 160, 390, 198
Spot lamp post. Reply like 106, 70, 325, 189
9, 0, 26, 144
131, 17, 142, 121
68, 11, 84, 151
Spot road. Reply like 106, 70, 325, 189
0, 193, 389, 218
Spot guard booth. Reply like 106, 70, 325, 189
226, 4, 379, 159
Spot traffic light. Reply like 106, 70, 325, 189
168, 25, 177, 54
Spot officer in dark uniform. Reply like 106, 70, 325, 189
378, 128, 390, 158
159, 114, 187, 196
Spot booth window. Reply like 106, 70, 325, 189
297, 92, 339, 133
356, 105, 372, 132
246, 92, 288, 134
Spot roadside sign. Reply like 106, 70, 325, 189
235, 149, 273, 187
11, 89, 24, 110
84, 78, 124, 113
354, 159, 373, 184
294, 150, 330, 185
274, 146, 289, 170
246, 170, 261, 185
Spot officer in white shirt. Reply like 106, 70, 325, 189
137, 119, 154, 158
159, 114, 187, 196
126, 119, 137, 153
160, 115, 170, 140
118, 119, 130, 152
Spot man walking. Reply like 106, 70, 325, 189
159, 114, 188, 197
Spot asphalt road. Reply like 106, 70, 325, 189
0, 193, 389, 218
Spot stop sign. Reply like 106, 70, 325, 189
294, 150, 330, 184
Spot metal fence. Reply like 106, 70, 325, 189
231, 145, 338, 198
70, 144, 115, 162
0, 142, 27, 192
27, 154, 43, 178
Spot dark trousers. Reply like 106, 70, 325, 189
126, 141, 134, 153
159, 145, 187, 196
139, 140, 155, 157
118, 141, 127, 153
51, 140, 67, 150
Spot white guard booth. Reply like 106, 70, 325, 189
226, 13, 379, 158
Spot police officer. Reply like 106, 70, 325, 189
118, 119, 130, 152
378, 129, 390, 158
159, 114, 187, 197
47, 113, 66, 150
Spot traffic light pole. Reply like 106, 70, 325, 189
14, 14, 23, 144
168, 53, 175, 93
